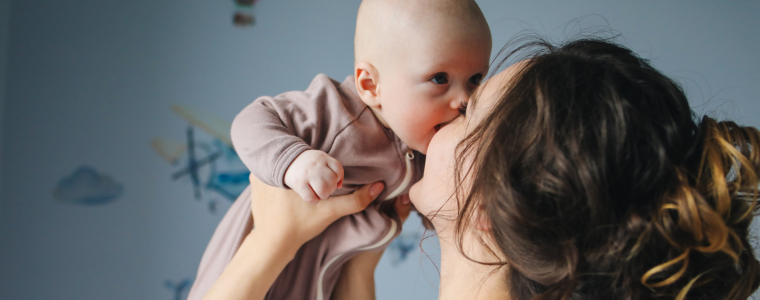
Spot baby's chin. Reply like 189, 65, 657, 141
410, 139, 431, 155
398, 128, 435, 154
401, 136, 429, 155
416, 131, 440, 155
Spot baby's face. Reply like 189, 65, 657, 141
377, 31, 491, 154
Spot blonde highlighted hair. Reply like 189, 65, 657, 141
642, 117, 760, 299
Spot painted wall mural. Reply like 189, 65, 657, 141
152, 104, 250, 214
53, 165, 124, 205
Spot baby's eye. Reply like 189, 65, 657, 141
458, 100, 468, 116
431, 73, 449, 85
469, 74, 483, 85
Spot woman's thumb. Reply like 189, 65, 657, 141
327, 182, 384, 217
368, 182, 385, 199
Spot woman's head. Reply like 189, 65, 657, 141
411, 37, 760, 299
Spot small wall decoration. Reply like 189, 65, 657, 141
387, 231, 423, 266
53, 165, 124, 205
152, 104, 250, 213
164, 278, 193, 300
233, 0, 259, 27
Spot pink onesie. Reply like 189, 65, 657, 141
187, 74, 424, 300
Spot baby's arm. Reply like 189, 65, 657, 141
231, 74, 348, 202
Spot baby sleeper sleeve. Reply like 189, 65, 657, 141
230, 74, 352, 188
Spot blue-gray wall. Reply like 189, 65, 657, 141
0, 1, 758, 299
0, 0, 9, 223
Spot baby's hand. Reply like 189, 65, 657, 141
284, 150, 344, 204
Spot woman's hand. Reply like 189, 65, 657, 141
250, 176, 385, 252
203, 177, 385, 300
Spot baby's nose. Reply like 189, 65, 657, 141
449, 91, 469, 109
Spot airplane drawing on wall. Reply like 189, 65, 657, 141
151, 104, 249, 213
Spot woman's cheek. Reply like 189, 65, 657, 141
409, 124, 460, 214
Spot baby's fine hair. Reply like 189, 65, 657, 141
455, 35, 760, 300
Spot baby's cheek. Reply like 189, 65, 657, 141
400, 120, 434, 151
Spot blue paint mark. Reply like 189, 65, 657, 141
208, 199, 219, 214
207, 170, 250, 200
207, 139, 250, 200
164, 278, 192, 300
172, 127, 223, 200
53, 166, 124, 205
387, 232, 421, 266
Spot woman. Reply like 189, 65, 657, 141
206, 37, 760, 300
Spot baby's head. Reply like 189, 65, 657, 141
354, 0, 492, 154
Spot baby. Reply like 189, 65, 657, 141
236, 0, 492, 204
188, 1, 491, 299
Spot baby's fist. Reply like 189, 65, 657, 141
284, 150, 344, 204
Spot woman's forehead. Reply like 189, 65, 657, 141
472, 62, 524, 116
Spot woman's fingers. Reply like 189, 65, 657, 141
248, 176, 387, 248
321, 182, 384, 219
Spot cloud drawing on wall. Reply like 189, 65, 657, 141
53, 165, 124, 205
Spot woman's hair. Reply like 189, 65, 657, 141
454, 36, 760, 300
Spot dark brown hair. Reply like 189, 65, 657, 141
454, 36, 760, 299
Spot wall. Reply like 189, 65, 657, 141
0, 1, 758, 299
0, 0, 10, 226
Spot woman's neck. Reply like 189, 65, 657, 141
436, 229, 511, 300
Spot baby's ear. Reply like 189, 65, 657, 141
355, 62, 380, 107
